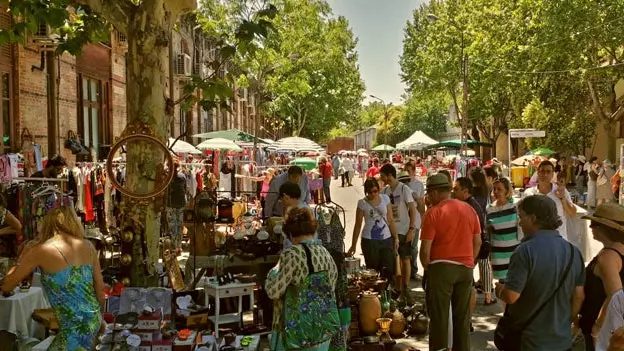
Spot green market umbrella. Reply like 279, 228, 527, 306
289, 158, 317, 171
530, 147, 555, 156
372, 144, 395, 152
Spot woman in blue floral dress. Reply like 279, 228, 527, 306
266, 207, 339, 351
2, 205, 105, 350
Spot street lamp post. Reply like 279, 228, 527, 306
427, 14, 469, 157
369, 95, 389, 146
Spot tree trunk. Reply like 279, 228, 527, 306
121, 17, 170, 287
78, 0, 196, 287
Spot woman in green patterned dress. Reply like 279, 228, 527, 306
1, 205, 105, 350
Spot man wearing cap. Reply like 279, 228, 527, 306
523, 160, 577, 241
420, 173, 482, 351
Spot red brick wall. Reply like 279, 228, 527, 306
18, 38, 127, 163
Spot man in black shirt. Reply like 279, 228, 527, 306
31, 155, 67, 178
166, 163, 188, 255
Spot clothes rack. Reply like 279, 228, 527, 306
12, 177, 68, 182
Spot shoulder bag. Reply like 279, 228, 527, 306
494, 243, 575, 351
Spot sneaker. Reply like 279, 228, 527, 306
412, 273, 423, 281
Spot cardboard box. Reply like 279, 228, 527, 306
173, 330, 198, 351
137, 310, 162, 330
131, 329, 161, 343
152, 338, 174, 351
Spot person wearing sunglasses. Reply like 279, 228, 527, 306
578, 203, 624, 351
348, 179, 398, 281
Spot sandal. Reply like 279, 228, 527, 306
484, 297, 498, 306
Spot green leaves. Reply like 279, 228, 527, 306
400, 0, 624, 155
2, 1, 108, 55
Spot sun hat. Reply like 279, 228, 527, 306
426, 173, 452, 190
577, 155, 586, 163
582, 203, 624, 233
398, 171, 411, 182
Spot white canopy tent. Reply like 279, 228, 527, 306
396, 131, 438, 151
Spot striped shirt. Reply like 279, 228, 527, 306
486, 198, 522, 279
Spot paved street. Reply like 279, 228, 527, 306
328, 175, 598, 350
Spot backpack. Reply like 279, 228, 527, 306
282, 244, 339, 350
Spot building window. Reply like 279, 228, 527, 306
202, 108, 213, 132
1, 72, 11, 152
179, 106, 187, 138
78, 75, 109, 158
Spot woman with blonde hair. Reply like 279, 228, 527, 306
1, 205, 105, 350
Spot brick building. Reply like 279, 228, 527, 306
0, 8, 264, 162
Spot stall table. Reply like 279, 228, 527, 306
183, 255, 279, 287
0, 287, 49, 339
204, 279, 255, 338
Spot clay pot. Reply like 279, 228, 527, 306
359, 291, 382, 335
374, 279, 388, 293
409, 311, 429, 335
389, 309, 406, 338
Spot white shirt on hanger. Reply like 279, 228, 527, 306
73, 167, 85, 212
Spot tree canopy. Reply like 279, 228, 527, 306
400, 0, 624, 157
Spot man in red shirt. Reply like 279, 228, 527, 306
420, 173, 482, 351
366, 158, 380, 179
318, 157, 333, 203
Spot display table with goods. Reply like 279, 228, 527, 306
0, 286, 50, 339
90, 285, 266, 351
345, 264, 430, 351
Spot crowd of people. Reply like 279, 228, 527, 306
1, 148, 624, 351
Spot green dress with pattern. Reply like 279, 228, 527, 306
41, 245, 101, 350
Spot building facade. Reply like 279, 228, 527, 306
0, 8, 262, 163
353, 125, 378, 150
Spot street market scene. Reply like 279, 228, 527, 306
0, 0, 623, 350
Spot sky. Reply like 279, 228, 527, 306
325, 0, 424, 105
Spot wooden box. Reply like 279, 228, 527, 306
137, 310, 162, 330
173, 330, 198, 351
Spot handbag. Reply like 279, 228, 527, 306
64, 130, 84, 154
494, 243, 575, 351
478, 225, 493, 260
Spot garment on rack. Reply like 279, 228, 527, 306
7, 154, 19, 178
73, 167, 85, 212
316, 206, 348, 350
84, 173, 95, 222
0, 155, 11, 184
34, 144, 43, 171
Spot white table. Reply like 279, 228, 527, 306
0, 287, 49, 339
204, 279, 255, 338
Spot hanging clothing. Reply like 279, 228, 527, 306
241, 163, 253, 194
219, 163, 236, 199
0, 155, 11, 184
84, 173, 95, 222
33, 144, 43, 171
73, 167, 85, 213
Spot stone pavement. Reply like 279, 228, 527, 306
328, 176, 594, 351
